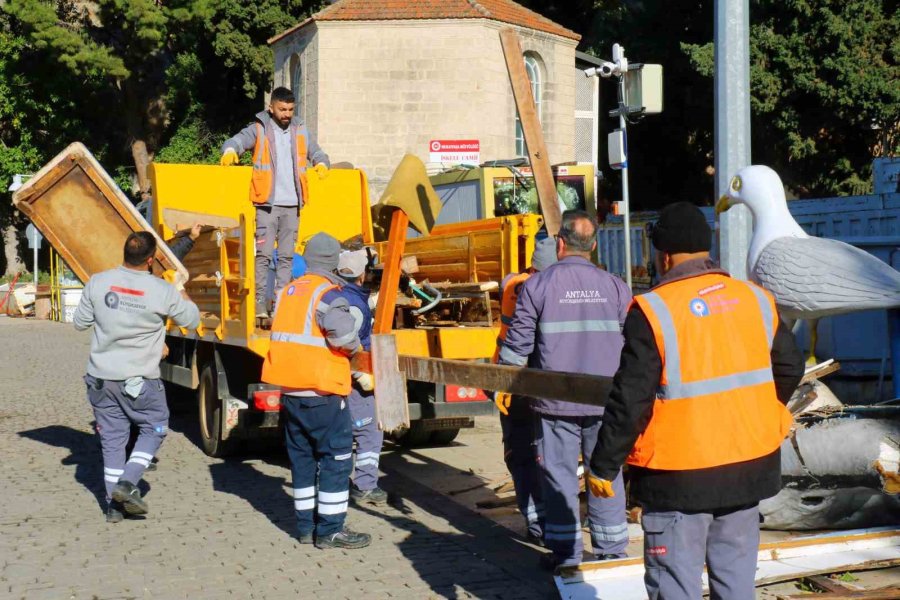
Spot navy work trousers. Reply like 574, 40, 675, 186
348, 387, 383, 491
85, 375, 169, 504
500, 411, 544, 538
283, 394, 353, 538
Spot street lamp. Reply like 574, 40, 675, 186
584, 45, 663, 289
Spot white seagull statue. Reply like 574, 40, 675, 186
716, 165, 900, 363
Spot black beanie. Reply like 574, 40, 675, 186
651, 202, 712, 254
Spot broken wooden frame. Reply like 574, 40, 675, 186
554, 527, 900, 600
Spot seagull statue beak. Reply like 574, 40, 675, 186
715, 194, 732, 216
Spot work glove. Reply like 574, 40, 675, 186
220, 149, 239, 166
587, 473, 615, 498
494, 392, 512, 416
313, 162, 329, 178
354, 372, 375, 392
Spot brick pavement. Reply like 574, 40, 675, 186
0, 319, 555, 600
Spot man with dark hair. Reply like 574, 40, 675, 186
220, 86, 331, 318
499, 210, 632, 570
74, 232, 200, 523
587, 202, 804, 599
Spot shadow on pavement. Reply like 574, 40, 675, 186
365, 447, 555, 599
208, 455, 298, 541
18, 425, 107, 512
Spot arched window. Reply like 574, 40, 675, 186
289, 54, 304, 119
515, 54, 542, 157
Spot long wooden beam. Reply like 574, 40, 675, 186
499, 28, 562, 235
350, 349, 613, 406
398, 356, 611, 407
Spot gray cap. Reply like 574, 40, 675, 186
531, 237, 558, 272
338, 249, 368, 279
304, 232, 341, 273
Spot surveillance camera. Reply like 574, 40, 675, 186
583, 61, 619, 78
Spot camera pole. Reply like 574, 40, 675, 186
613, 45, 633, 289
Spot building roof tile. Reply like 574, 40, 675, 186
270, 0, 580, 45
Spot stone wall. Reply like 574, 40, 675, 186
272, 18, 577, 196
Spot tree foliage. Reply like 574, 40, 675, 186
523, 0, 898, 206
684, 0, 899, 196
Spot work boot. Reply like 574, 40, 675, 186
596, 553, 627, 561
255, 302, 269, 319
106, 502, 125, 524
145, 459, 158, 472
540, 553, 578, 572
111, 480, 148, 515
298, 531, 314, 544
350, 486, 388, 506
315, 528, 371, 550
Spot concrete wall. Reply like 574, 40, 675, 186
272, 19, 577, 195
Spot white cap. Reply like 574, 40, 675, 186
338, 249, 369, 279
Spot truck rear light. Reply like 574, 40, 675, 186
253, 389, 282, 411
445, 385, 489, 403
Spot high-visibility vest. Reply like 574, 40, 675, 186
249, 122, 309, 205
493, 272, 531, 363
261, 273, 351, 395
627, 273, 793, 471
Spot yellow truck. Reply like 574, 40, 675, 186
13, 143, 547, 457
147, 159, 547, 455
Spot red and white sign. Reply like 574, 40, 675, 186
429, 139, 480, 165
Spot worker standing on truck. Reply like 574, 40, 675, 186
336, 249, 388, 507
499, 210, 632, 570
261, 232, 371, 550
492, 236, 557, 544
220, 86, 330, 318
73, 232, 200, 523
587, 202, 804, 600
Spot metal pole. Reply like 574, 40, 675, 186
33, 242, 38, 286
714, 0, 752, 280
619, 98, 632, 289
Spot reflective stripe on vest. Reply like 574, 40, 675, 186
641, 288, 775, 400
249, 122, 310, 205
269, 282, 332, 349
262, 275, 351, 395
626, 274, 792, 471
538, 319, 620, 335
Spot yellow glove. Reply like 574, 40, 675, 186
587, 474, 615, 498
354, 372, 374, 392
494, 392, 512, 416
313, 162, 329, 178
220, 149, 239, 166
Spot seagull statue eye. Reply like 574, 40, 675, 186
730, 175, 742, 192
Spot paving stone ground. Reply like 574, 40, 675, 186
5, 318, 895, 599
0, 318, 554, 600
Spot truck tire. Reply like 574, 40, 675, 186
198, 363, 236, 457
394, 422, 433, 447
429, 428, 461, 445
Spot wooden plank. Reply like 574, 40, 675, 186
429, 281, 499, 292
807, 575, 857, 593
373, 210, 409, 334
499, 28, 561, 235
372, 334, 410, 432
779, 588, 900, 599
801, 360, 842, 384
397, 356, 611, 406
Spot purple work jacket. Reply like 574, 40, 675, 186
498, 255, 632, 416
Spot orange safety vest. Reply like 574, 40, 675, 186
261, 273, 351, 395
249, 122, 310, 205
493, 272, 531, 363
626, 273, 793, 471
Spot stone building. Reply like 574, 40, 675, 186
269, 0, 597, 194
